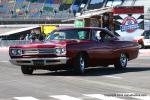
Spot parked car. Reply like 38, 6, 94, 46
9, 27, 139, 75
133, 30, 150, 48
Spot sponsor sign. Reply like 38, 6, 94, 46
120, 16, 139, 33
114, 14, 144, 41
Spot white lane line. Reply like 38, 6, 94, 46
104, 75, 122, 79
0, 61, 9, 63
131, 96, 150, 100
84, 94, 124, 100
50, 95, 82, 100
14, 96, 39, 100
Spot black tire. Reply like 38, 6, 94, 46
74, 53, 87, 74
114, 53, 128, 70
21, 66, 33, 75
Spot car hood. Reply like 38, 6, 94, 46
9, 40, 90, 49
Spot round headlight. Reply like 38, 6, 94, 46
56, 48, 62, 54
10, 49, 22, 56
11, 49, 17, 55
61, 48, 66, 54
55, 48, 66, 55
17, 49, 22, 55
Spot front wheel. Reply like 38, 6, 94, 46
114, 53, 128, 70
74, 54, 87, 74
21, 66, 33, 75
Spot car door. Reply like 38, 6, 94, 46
91, 29, 117, 65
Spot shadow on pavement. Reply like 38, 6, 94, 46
32, 66, 150, 76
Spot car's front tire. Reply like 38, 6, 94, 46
114, 53, 128, 70
74, 53, 87, 74
21, 66, 33, 75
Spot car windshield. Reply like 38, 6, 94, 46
47, 29, 90, 40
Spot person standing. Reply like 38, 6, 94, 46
38, 32, 46, 42
30, 30, 37, 42
25, 34, 30, 40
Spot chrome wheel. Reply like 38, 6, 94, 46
114, 53, 128, 70
120, 53, 127, 68
74, 53, 87, 74
79, 55, 85, 73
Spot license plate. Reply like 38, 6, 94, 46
33, 60, 44, 66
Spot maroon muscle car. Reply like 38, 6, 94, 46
9, 27, 139, 75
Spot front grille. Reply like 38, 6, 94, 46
22, 48, 56, 55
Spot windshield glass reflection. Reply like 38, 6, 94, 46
47, 29, 90, 40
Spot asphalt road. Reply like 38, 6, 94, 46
0, 49, 150, 100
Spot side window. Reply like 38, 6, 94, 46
78, 31, 86, 40
66, 31, 79, 39
92, 29, 114, 41
78, 30, 90, 40
92, 30, 101, 41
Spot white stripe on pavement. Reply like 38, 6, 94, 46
84, 94, 124, 100
14, 97, 39, 100
131, 96, 150, 100
104, 75, 122, 79
50, 95, 82, 100
0, 61, 9, 63
13, 94, 150, 100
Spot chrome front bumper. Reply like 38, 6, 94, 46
10, 57, 69, 66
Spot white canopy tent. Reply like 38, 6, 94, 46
0, 26, 40, 36
63, 7, 112, 22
